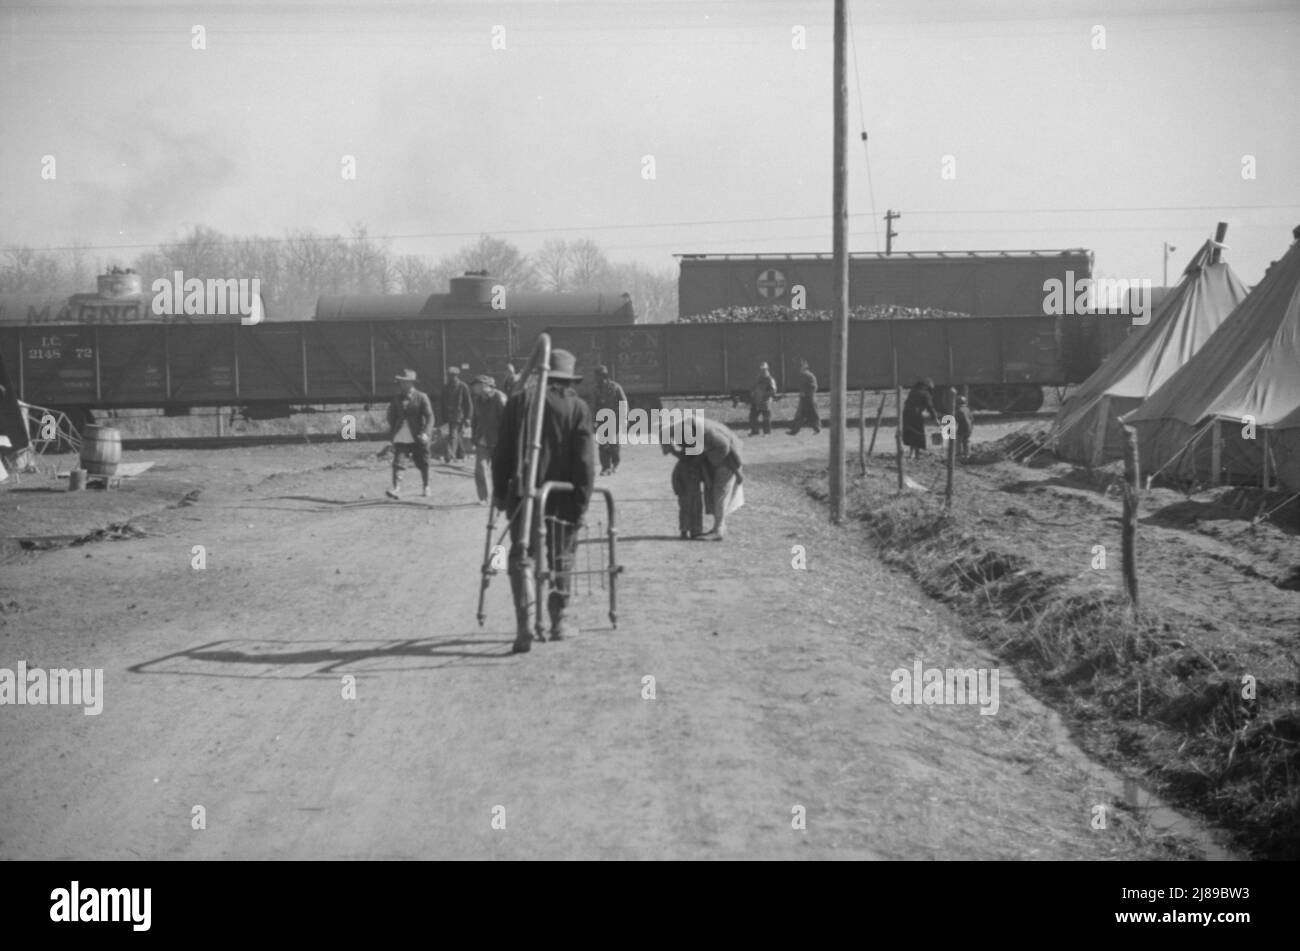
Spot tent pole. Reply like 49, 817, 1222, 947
1210, 421, 1222, 486
1261, 429, 1271, 489
1122, 425, 1140, 614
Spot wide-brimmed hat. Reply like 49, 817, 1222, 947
394, 369, 418, 383
471, 374, 494, 387
594, 364, 610, 377
547, 349, 582, 382
447, 366, 461, 375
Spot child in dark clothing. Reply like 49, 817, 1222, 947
670, 454, 706, 539
955, 395, 974, 461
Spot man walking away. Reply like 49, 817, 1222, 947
789, 359, 821, 435
470, 374, 507, 505
492, 350, 597, 654
440, 366, 473, 464
749, 361, 778, 436
386, 369, 434, 499
592, 364, 628, 476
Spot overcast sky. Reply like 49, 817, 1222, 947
2, 0, 1297, 286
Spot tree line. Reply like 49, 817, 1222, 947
0, 228, 680, 322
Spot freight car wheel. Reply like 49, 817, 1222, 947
1008, 385, 1045, 413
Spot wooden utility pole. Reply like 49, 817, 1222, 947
829, 0, 849, 523
885, 210, 901, 256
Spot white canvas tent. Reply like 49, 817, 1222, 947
1124, 231, 1300, 493
1053, 239, 1247, 467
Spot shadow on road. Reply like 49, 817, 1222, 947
128, 635, 519, 678
212, 495, 485, 513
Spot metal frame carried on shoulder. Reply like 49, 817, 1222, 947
477, 333, 622, 635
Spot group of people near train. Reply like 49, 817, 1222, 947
384, 365, 504, 500
747, 359, 821, 436
900, 377, 975, 461
384, 351, 746, 653
751, 362, 974, 459
385, 352, 971, 654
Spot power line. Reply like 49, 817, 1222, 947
8, 203, 1299, 254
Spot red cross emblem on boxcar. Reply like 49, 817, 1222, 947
756, 268, 786, 299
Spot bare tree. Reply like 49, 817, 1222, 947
534, 238, 572, 292
0, 245, 77, 293
280, 230, 343, 316
434, 234, 537, 291
393, 254, 440, 294
1, 246, 38, 292
156, 225, 227, 279
66, 241, 93, 291
347, 224, 393, 294
607, 260, 677, 323
567, 238, 610, 290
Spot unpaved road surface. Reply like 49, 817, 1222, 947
1, 434, 1216, 859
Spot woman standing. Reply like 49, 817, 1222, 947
902, 378, 940, 461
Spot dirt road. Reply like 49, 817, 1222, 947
0, 433, 1214, 859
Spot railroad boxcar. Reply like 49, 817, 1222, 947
677, 249, 1095, 318
0, 269, 633, 425
547, 316, 1083, 413
0, 318, 513, 430
671, 248, 1131, 411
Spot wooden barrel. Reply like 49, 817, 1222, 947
80, 425, 122, 477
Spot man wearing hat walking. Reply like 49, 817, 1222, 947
440, 366, 474, 464
591, 364, 628, 476
492, 349, 597, 654
386, 369, 434, 499
788, 359, 821, 435
469, 374, 507, 504
749, 361, 778, 436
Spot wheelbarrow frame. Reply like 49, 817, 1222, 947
533, 481, 621, 640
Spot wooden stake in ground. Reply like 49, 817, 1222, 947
944, 387, 957, 510
895, 384, 904, 491
1122, 424, 1140, 613
867, 392, 886, 458
858, 389, 867, 476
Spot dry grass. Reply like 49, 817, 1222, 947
812, 453, 1300, 860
